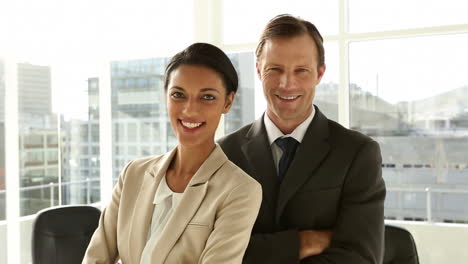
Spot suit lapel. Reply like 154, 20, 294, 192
128, 148, 176, 262
241, 116, 279, 212
276, 107, 331, 224
152, 145, 228, 263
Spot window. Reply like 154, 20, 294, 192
0, 61, 5, 229
91, 124, 99, 142
349, 0, 468, 33
115, 145, 124, 156
46, 134, 58, 147
46, 150, 58, 162
141, 146, 151, 156
315, 42, 339, 122
80, 158, 89, 167
25, 151, 45, 166
111, 57, 170, 180
140, 122, 151, 142
19, 78, 59, 217
166, 122, 177, 147
127, 146, 138, 156
114, 123, 125, 141
81, 146, 89, 155
225, 52, 256, 133
127, 123, 137, 142
23, 134, 43, 148
349, 34, 468, 223
80, 124, 89, 142
152, 123, 161, 142
222, 0, 338, 44
91, 146, 99, 155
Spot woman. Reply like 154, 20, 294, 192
83, 43, 262, 264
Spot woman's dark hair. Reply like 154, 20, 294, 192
164, 43, 238, 95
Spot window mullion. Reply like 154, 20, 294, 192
338, 0, 350, 128
5, 57, 21, 264
99, 61, 113, 206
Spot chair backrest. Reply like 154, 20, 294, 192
32, 205, 101, 264
384, 224, 419, 264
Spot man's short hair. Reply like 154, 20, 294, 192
256, 14, 325, 67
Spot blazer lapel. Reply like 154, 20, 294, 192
276, 107, 331, 224
151, 145, 228, 263
241, 116, 279, 212
128, 148, 176, 262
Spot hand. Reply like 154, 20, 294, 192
298, 230, 333, 259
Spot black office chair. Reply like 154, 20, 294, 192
32, 205, 101, 264
384, 224, 419, 264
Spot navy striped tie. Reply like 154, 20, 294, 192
275, 137, 299, 182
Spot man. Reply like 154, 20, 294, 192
219, 14, 386, 263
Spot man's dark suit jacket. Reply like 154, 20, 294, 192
218, 106, 386, 264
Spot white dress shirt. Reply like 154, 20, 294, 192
140, 175, 184, 264
264, 107, 315, 174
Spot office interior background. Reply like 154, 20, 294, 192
1, 0, 468, 263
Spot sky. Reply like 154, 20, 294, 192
0, 0, 193, 119
1, 0, 468, 118
349, 33, 468, 104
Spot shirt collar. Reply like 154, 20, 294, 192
264, 106, 315, 145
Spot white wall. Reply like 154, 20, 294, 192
387, 220, 468, 264
0, 221, 6, 264
20, 217, 34, 264
0, 217, 34, 264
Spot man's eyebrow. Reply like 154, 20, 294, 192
264, 63, 282, 67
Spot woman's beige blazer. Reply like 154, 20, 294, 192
82, 145, 262, 264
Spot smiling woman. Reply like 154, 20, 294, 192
82, 43, 262, 264
166, 65, 233, 151
163, 43, 238, 156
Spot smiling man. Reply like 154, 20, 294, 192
219, 15, 386, 264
